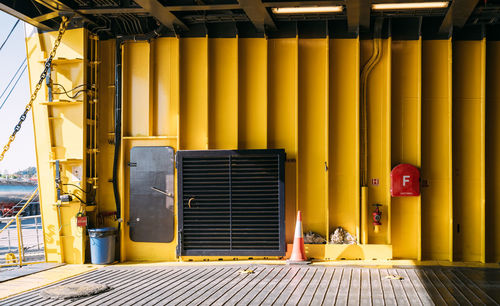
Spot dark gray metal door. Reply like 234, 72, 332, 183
129, 146, 174, 243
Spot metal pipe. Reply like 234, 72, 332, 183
359, 18, 384, 244
15, 216, 23, 267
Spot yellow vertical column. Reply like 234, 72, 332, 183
180, 37, 209, 150
238, 38, 268, 149
268, 38, 298, 244
121, 37, 180, 261
486, 41, 500, 262
297, 38, 329, 239
153, 38, 180, 141
422, 39, 453, 261
361, 38, 392, 245
329, 38, 360, 240
208, 38, 238, 149
453, 39, 486, 262
391, 39, 422, 260
122, 42, 150, 138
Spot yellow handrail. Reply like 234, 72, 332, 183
0, 186, 39, 236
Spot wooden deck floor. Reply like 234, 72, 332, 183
1, 264, 500, 305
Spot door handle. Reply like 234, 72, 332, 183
151, 186, 174, 198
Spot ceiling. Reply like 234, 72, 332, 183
0, 0, 498, 39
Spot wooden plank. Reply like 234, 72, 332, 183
334, 268, 352, 304
370, 268, 385, 306
236, 266, 284, 305
396, 269, 422, 305
247, 267, 296, 305
386, 268, 410, 305
360, 268, 372, 305
142, 268, 218, 305
380, 269, 397, 305
209, 267, 266, 306
259, 268, 302, 304
121, 268, 195, 305
348, 268, 361, 305
164, 267, 236, 305
309, 267, 335, 305
222, 267, 276, 305
403, 269, 434, 305
424, 269, 459, 305
297, 268, 325, 306
442, 269, 482, 304
200, 267, 269, 305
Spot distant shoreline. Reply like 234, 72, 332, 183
0, 179, 37, 186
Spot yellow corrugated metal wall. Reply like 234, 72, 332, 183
26, 28, 500, 263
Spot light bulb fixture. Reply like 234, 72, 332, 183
271, 6, 344, 14
371, 2, 449, 10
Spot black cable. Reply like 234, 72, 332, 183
61, 191, 88, 205
52, 83, 88, 100
0, 59, 26, 101
0, 20, 20, 52
62, 183, 88, 193
0, 64, 27, 111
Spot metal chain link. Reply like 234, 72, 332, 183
0, 17, 70, 162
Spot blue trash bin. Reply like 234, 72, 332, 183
88, 227, 116, 264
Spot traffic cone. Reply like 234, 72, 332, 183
287, 211, 311, 265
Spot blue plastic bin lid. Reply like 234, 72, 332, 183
88, 227, 117, 233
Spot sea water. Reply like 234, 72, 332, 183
0, 184, 37, 202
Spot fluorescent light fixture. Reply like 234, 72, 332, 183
371, 2, 448, 10
272, 6, 343, 14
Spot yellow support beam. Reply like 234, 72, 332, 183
238, 38, 268, 149
453, 39, 486, 263
297, 38, 329, 238
122, 42, 150, 137
208, 38, 238, 149
180, 37, 209, 150
422, 39, 453, 261
361, 38, 392, 246
268, 38, 298, 244
329, 38, 360, 240
391, 39, 422, 260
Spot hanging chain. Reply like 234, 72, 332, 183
0, 17, 70, 162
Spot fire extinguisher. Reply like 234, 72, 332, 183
372, 204, 382, 233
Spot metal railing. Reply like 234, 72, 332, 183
0, 188, 45, 267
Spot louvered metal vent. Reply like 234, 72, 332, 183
176, 149, 286, 256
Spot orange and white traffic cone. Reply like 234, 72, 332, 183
287, 211, 311, 265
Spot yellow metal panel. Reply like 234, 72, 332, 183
421, 39, 453, 261
97, 40, 119, 217
486, 41, 500, 262
208, 38, 238, 149
238, 38, 267, 149
26, 28, 88, 264
297, 38, 328, 238
122, 139, 178, 261
391, 39, 422, 260
361, 39, 392, 245
180, 37, 208, 150
329, 38, 360, 239
122, 42, 150, 137
453, 39, 486, 262
152, 38, 179, 138
267, 38, 298, 243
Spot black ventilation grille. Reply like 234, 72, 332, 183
177, 149, 286, 256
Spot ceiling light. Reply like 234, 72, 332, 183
271, 6, 344, 14
371, 2, 448, 10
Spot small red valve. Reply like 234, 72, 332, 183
372, 204, 382, 226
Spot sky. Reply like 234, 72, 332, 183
0, 11, 36, 174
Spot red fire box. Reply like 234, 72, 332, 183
390, 164, 420, 197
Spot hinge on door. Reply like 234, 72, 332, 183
128, 162, 137, 167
